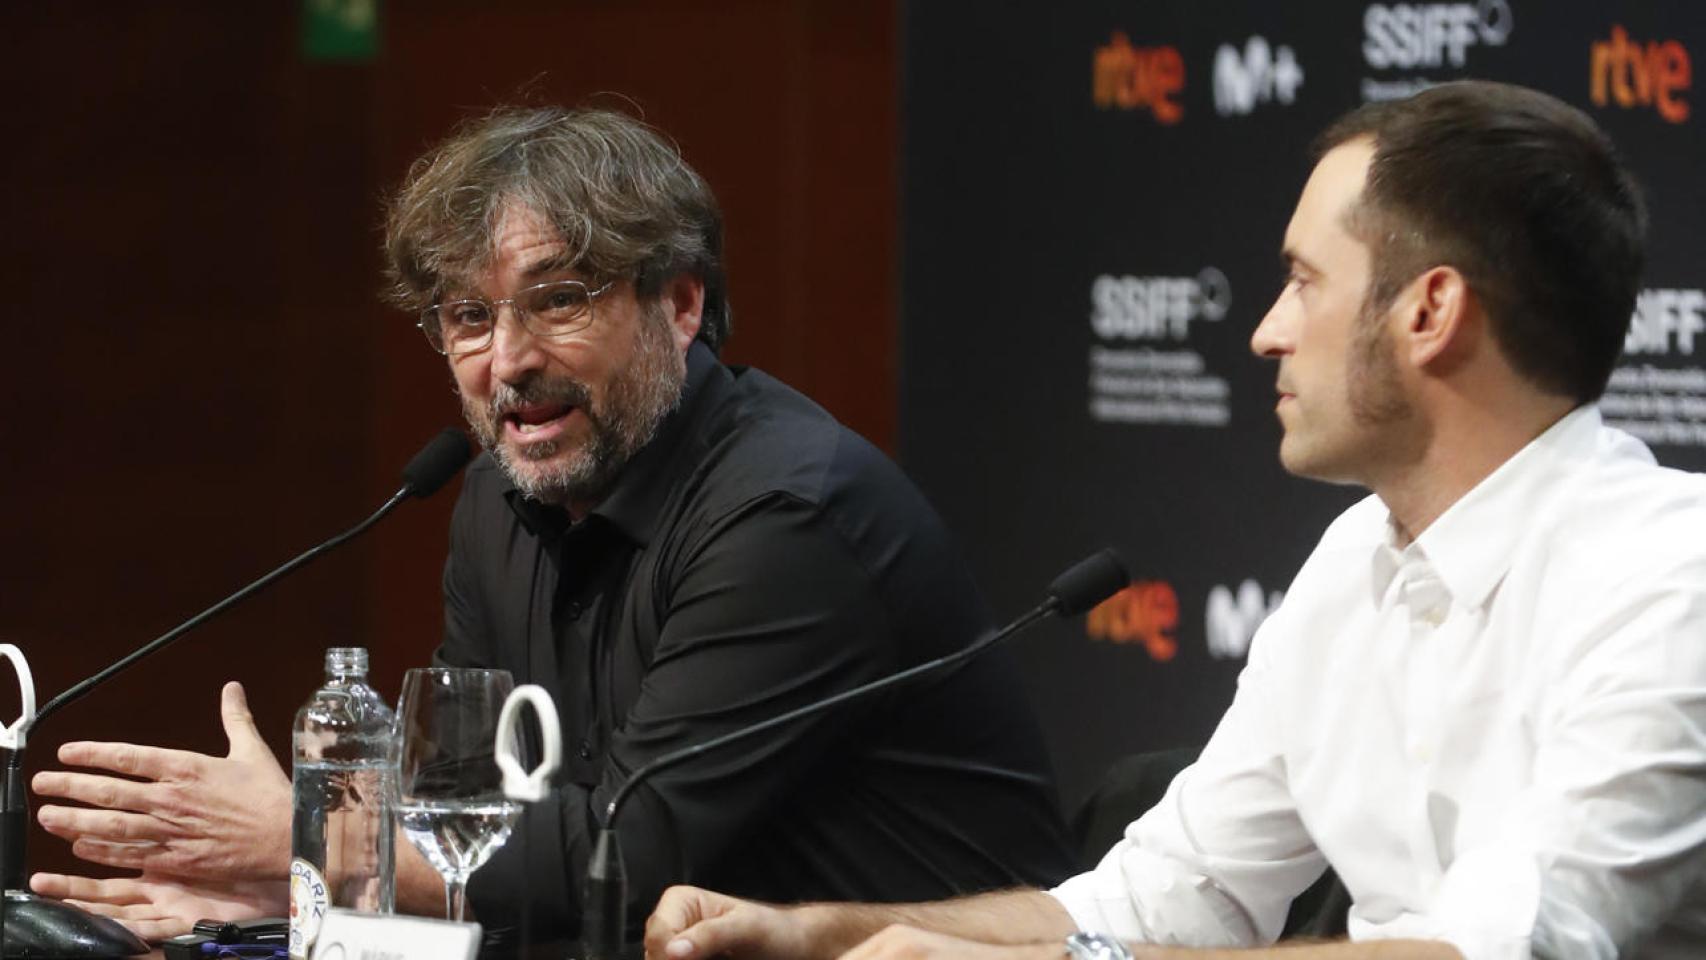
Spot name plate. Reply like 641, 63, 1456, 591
310, 909, 482, 960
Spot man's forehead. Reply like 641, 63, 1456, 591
1284, 140, 1375, 257
442, 207, 579, 294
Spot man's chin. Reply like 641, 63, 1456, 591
496, 445, 607, 504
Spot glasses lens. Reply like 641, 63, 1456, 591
518, 281, 594, 337
426, 301, 494, 354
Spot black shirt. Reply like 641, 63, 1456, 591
440, 342, 1076, 939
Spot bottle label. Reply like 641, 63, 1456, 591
289, 857, 330, 959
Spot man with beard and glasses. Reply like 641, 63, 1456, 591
642, 81, 1706, 960
25, 108, 1078, 944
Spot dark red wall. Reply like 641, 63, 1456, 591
3, 1, 895, 878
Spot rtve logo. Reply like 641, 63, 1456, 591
1091, 268, 1232, 341
1214, 36, 1305, 116
1591, 27, 1691, 124
1093, 31, 1185, 124
1205, 580, 1283, 660
1362, 1, 1513, 70
1086, 581, 1179, 662
1625, 289, 1706, 357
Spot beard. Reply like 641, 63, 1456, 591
462, 305, 686, 506
1347, 292, 1413, 426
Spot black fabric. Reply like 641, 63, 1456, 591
1072, 748, 1351, 941
442, 342, 1077, 940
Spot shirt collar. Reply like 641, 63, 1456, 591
1369, 404, 1604, 611
500, 340, 724, 546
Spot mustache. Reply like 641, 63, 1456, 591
487, 375, 594, 420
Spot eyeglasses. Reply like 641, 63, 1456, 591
418, 279, 615, 356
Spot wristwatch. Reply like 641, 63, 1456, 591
1064, 932, 1134, 960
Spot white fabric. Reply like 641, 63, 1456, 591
1052, 406, 1706, 959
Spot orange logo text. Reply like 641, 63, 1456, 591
1086, 580, 1179, 662
1094, 31, 1185, 124
1591, 25, 1691, 123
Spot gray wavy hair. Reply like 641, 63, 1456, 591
383, 106, 732, 351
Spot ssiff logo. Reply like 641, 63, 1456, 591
1625, 289, 1706, 356
1094, 31, 1185, 124
1591, 26, 1691, 124
1214, 37, 1305, 116
1086, 580, 1179, 662
1090, 268, 1231, 341
1362, 2, 1513, 69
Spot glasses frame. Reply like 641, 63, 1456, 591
417, 279, 616, 356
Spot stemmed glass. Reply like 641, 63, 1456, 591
391, 667, 525, 922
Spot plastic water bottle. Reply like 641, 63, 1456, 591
290, 647, 396, 959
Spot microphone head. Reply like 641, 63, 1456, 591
1046, 548, 1131, 616
401, 429, 474, 497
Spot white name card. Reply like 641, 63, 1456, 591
310, 909, 482, 960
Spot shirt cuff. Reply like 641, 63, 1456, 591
1049, 842, 1258, 947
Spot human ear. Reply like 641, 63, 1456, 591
662, 273, 705, 352
1399, 266, 1470, 368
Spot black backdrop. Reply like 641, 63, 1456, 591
899, 0, 1706, 811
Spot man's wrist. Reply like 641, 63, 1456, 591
789, 901, 870, 957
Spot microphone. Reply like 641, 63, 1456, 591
580, 549, 1131, 960
0, 429, 473, 960
402, 428, 477, 498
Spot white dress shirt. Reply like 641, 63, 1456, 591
1053, 406, 1706, 959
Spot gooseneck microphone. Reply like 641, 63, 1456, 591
581, 548, 1131, 960
0, 428, 473, 960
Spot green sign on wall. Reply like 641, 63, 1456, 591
303, 0, 379, 62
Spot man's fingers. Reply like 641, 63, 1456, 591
62, 905, 189, 943
646, 886, 757, 960
645, 885, 710, 953
56, 740, 198, 780
30, 872, 152, 906
220, 681, 270, 762
669, 909, 777, 960
37, 803, 167, 843
68, 836, 176, 871
32, 770, 157, 812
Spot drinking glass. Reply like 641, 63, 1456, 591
391, 667, 524, 922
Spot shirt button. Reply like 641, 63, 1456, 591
578, 740, 594, 761
565, 601, 583, 620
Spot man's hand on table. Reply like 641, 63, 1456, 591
28, 872, 281, 942
28, 681, 290, 938
647, 885, 830, 960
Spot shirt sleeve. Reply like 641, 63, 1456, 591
1426, 561, 1706, 960
1050, 606, 1327, 947
468, 493, 899, 938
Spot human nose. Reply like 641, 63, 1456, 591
1250, 292, 1294, 358
488, 305, 547, 381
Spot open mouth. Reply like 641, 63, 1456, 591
502, 401, 577, 439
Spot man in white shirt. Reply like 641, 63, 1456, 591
640, 81, 1706, 960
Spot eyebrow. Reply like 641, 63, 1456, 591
1281, 248, 1321, 277
519, 250, 579, 280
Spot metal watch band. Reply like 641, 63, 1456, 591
1064, 932, 1134, 960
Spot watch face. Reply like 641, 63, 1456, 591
1067, 932, 1132, 960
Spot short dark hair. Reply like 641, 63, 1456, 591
384, 106, 732, 352
1315, 80, 1646, 403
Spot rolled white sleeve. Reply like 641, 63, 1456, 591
1051, 619, 1327, 947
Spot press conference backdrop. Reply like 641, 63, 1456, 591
899, 1, 1706, 809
